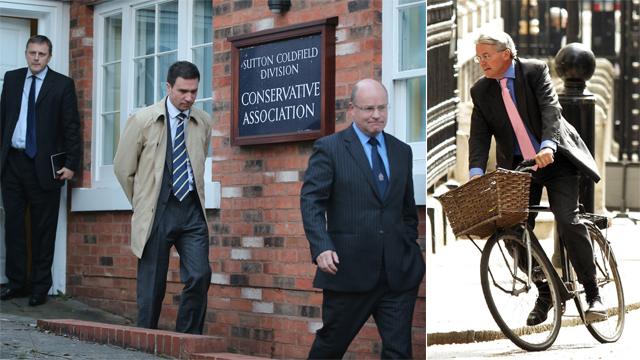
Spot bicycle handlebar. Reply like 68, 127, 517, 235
514, 159, 536, 173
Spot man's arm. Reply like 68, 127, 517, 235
203, 117, 212, 158
113, 114, 143, 204
402, 146, 419, 241
529, 62, 563, 168
468, 89, 492, 178
300, 139, 338, 273
532, 62, 563, 144
59, 76, 81, 180
0, 78, 7, 142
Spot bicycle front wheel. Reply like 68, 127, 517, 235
480, 233, 562, 351
573, 223, 625, 342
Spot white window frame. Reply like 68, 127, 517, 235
72, 0, 219, 211
382, 0, 426, 204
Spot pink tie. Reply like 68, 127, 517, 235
500, 78, 538, 166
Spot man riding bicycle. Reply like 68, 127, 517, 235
467, 29, 606, 325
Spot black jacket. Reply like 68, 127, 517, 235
1, 67, 81, 189
469, 58, 600, 182
301, 126, 425, 292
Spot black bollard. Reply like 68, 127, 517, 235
555, 43, 597, 213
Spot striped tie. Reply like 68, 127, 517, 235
172, 112, 190, 201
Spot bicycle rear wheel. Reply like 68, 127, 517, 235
573, 223, 625, 342
480, 232, 562, 351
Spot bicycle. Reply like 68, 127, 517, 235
437, 160, 625, 351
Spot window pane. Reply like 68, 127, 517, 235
104, 14, 122, 62
158, 1, 178, 52
134, 57, 154, 107
136, 6, 155, 56
192, 46, 212, 99
103, 63, 120, 112
399, 3, 426, 71
157, 52, 178, 101
102, 112, 120, 165
405, 76, 426, 142
193, 0, 212, 45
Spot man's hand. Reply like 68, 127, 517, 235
534, 148, 554, 169
56, 167, 74, 180
316, 250, 339, 275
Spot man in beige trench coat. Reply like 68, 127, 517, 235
114, 61, 212, 334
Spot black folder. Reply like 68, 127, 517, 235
50, 152, 66, 179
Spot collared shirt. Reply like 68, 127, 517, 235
352, 122, 391, 180
166, 98, 194, 191
469, 60, 557, 178
11, 66, 48, 148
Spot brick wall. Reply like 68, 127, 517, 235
68, 1, 93, 188
66, 1, 426, 359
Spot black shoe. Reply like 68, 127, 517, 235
527, 297, 553, 326
28, 293, 48, 306
0, 287, 29, 301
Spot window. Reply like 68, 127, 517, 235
382, 0, 426, 203
191, 0, 213, 114
93, 0, 212, 185
101, 13, 122, 166
382, 0, 425, 145
398, 0, 426, 143
133, 2, 178, 108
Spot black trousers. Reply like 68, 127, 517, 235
522, 154, 597, 289
308, 273, 419, 359
136, 191, 211, 334
1, 148, 60, 296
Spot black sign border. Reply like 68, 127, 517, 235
228, 17, 337, 146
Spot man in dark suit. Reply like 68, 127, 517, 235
114, 61, 211, 334
468, 30, 605, 324
301, 79, 425, 359
0, 35, 81, 306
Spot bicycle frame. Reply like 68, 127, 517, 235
470, 208, 573, 303
478, 207, 618, 306
467, 160, 624, 349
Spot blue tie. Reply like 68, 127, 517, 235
25, 75, 37, 158
368, 137, 388, 197
172, 112, 190, 201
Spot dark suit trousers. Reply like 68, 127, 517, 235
1, 149, 60, 296
525, 154, 597, 291
136, 191, 211, 334
308, 273, 419, 360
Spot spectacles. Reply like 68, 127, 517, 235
473, 49, 509, 63
352, 104, 388, 114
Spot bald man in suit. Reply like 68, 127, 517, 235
301, 79, 425, 359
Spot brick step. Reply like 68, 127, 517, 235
190, 353, 272, 360
37, 319, 226, 359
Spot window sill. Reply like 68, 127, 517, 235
71, 181, 221, 212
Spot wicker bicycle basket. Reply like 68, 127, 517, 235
436, 169, 532, 238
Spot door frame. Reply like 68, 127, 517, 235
0, 0, 70, 295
